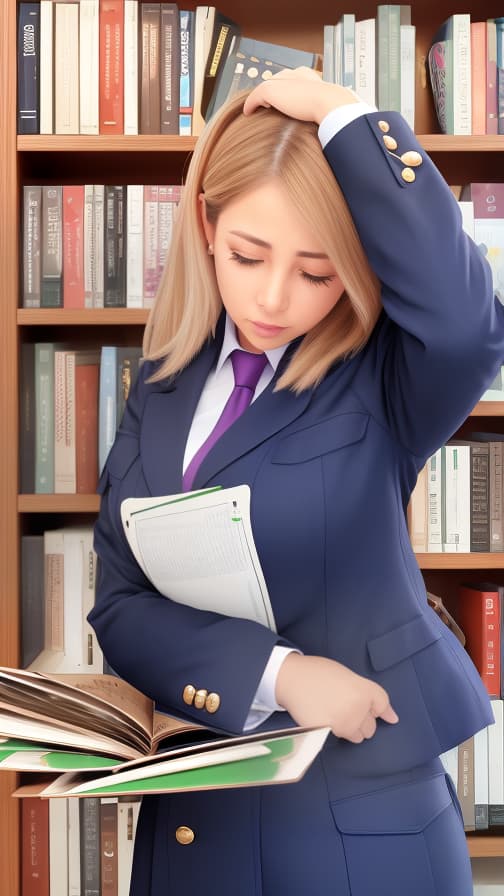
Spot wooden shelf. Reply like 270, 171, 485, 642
17, 308, 149, 325
17, 134, 197, 152
18, 494, 100, 513
16, 134, 504, 154
470, 401, 504, 416
417, 553, 504, 570
467, 834, 504, 858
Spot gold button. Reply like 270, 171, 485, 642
175, 826, 195, 845
194, 688, 208, 709
205, 692, 221, 714
378, 120, 390, 133
401, 150, 423, 167
383, 134, 397, 150
401, 167, 416, 183
183, 685, 196, 706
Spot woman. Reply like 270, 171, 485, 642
89, 69, 504, 895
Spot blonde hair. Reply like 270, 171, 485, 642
143, 90, 381, 393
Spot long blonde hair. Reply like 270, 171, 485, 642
143, 90, 382, 392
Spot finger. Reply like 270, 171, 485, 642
379, 704, 399, 725
359, 714, 377, 740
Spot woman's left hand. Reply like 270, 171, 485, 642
242, 66, 359, 125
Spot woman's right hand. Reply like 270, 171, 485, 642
275, 652, 399, 743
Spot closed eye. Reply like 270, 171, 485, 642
230, 251, 336, 287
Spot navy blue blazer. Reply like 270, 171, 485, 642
89, 111, 504, 895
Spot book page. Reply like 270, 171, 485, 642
121, 485, 276, 631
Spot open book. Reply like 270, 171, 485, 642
0, 667, 329, 798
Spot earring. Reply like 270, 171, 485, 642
207, 244, 214, 255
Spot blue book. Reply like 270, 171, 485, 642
99, 346, 117, 474
179, 9, 195, 135
17, 2, 40, 133
495, 19, 504, 135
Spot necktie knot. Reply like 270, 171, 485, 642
231, 349, 268, 392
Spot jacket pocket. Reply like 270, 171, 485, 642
271, 413, 369, 464
367, 613, 442, 672
331, 774, 451, 835
97, 431, 139, 495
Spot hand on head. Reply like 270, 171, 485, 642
242, 66, 360, 125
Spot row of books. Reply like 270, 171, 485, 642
22, 184, 182, 309
20, 343, 142, 495
410, 437, 504, 554
21, 526, 103, 675
456, 183, 504, 307
440, 703, 504, 831
428, 15, 504, 136
21, 795, 140, 896
17, 2, 319, 136
322, 6, 415, 129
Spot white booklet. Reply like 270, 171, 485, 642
120, 485, 276, 631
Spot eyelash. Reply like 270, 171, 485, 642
229, 251, 336, 288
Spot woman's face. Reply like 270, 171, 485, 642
200, 179, 345, 353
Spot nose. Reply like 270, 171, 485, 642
256, 269, 289, 313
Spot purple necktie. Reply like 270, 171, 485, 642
183, 349, 268, 491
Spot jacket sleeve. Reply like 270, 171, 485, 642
88, 364, 297, 735
323, 110, 504, 460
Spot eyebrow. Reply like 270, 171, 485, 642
229, 230, 329, 260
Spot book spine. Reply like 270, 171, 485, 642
489, 442, 504, 551
487, 20, 498, 135
143, 183, 159, 306
17, 3, 40, 134
23, 185, 42, 307
19, 342, 35, 493
20, 534, 44, 668
39, 0, 53, 134
400, 24, 415, 130
117, 800, 140, 895
99, 346, 117, 472
470, 442, 490, 551
126, 183, 144, 307
35, 342, 55, 493
68, 797, 81, 895
179, 9, 194, 135
471, 21, 487, 135
123, 0, 138, 135
80, 798, 101, 896
54, 3, 79, 134
340, 14, 355, 89
49, 799, 69, 896
442, 443, 471, 552
75, 361, 99, 494
80, 529, 102, 671
427, 448, 443, 550
453, 13, 472, 135
409, 462, 428, 552
322, 25, 335, 83
160, 3, 180, 134
488, 698, 504, 825
54, 349, 77, 493
62, 528, 85, 666
22, 797, 49, 896
100, 0, 124, 134
355, 19, 375, 107
93, 184, 105, 307
474, 725, 489, 829
457, 736, 475, 830
104, 185, 127, 307
140, 3, 161, 134
84, 184, 95, 307
80, 0, 100, 135
100, 798, 119, 896
63, 185, 85, 308
44, 528, 65, 651
459, 585, 501, 696
41, 185, 63, 307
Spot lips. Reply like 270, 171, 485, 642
250, 320, 287, 335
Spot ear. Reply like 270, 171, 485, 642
198, 193, 216, 248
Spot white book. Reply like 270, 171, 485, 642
409, 461, 428, 552
453, 13, 472, 135
339, 13, 355, 89
79, 0, 99, 134
323, 25, 335, 83
54, 350, 76, 494
355, 18, 375, 106
427, 448, 443, 551
126, 184, 144, 308
192, 5, 215, 135
67, 797, 81, 895
93, 184, 105, 308
400, 24, 415, 130
442, 442, 471, 552
121, 484, 276, 631
117, 799, 141, 896
333, 22, 342, 85
49, 798, 69, 896
124, 0, 139, 135
54, 3, 80, 134
487, 699, 503, 815
40, 0, 54, 133
80, 527, 103, 673
458, 200, 475, 238
474, 725, 489, 830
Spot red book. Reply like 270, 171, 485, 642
457, 582, 502, 696
99, 0, 124, 133
22, 798, 49, 896
63, 185, 85, 308
75, 356, 99, 493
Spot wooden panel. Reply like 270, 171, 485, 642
18, 495, 101, 514
418, 554, 504, 570
467, 834, 504, 858
18, 308, 149, 326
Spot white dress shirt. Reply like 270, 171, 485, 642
183, 101, 373, 730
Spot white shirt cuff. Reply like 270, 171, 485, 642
242, 646, 300, 732
318, 100, 377, 148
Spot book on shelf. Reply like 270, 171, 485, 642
428, 14, 472, 135
457, 582, 502, 697
17, 2, 40, 135
0, 666, 329, 798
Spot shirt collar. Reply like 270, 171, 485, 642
216, 314, 290, 374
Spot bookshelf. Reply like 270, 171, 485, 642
2, 0, 504, 891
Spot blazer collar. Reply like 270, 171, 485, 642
141, 322, 312, 496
